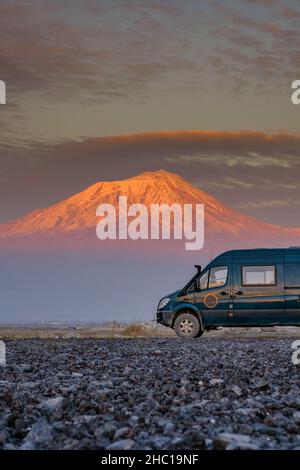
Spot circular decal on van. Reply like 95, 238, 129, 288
204, 293, 218, 309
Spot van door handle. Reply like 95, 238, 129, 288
234, 291, 244, 296
220, 291, 229, 296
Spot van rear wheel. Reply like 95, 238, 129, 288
174, 313, 202, 338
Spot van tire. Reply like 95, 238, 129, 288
195, 329, 204, 338
173, 313, 202, 338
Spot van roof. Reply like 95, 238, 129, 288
211, 247, 300, 264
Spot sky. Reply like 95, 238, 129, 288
0, 0, 300, 225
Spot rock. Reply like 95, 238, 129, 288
0, 381, 12, 402
286, 423, 299, 433
155, 418, 175, 434
20, 441, 35, 450
293, 411, 300, 424
180, 377, 190, 385
95, 422, 117, 440
39, 397, 65, 419
3, 443, 17, 450
102, 423, 118, 438
150, 435, 171, 450
19, 364, 33, 373
213, 433, 260, 450
0, 430, 8, 445
181, 429, 206, 449
129, 415, 139, 426
0, 380, 10, 386
114, 427, 132, 440
21, 418, 54, 449
205, 438, 213, 450
235, 407, 257, 418
99, 380, 114, 388
95, 388, 111, 400
170, 436, 185, 449
231, 385, 243, 397
164, 422, 175, 434
180, 400, 208, 413
255, 380, 269, 391
153, 350, 162, 356
253, 423, 277, 436
106, 439, 136, 450
283, 395, 300, 409
209, 378, 224, 386
22, 381, 37, 390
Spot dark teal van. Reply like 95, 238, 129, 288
156, 248, 300, 338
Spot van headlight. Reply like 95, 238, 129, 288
158, 297, 171, 310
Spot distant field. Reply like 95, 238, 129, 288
0, 322, 174, 339
0, 323, 299, 339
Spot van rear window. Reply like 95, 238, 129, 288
242, 266, 276, 286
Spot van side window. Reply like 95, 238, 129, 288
209, 266, 228, 288
242, 266, 276, 286
285, 264, 300, 288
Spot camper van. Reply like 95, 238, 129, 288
156, 248, 300, 338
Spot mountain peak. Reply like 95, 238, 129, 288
128, 169, 184, 182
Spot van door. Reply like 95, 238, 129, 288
194, 265, 233, 326
284, 263, 300, 324
232, 263, 285, 325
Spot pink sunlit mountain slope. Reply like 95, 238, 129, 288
0, 170, 300, 251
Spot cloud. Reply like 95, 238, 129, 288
201, 176, 297, 191
201, 177, 254, 190
210, 0, 300, 92
1, 0, 300, 144
167, 153, 296, 168
1, 0, 299, 116
0, 0, 204, 103
236, 199, 300, 209
0, 0, 212, 139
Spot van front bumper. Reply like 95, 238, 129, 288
156, 310, 173, 327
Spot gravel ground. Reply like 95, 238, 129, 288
1, 337, 300, 450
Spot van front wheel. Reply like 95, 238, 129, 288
173, 313, 202, 339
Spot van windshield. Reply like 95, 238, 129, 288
199, 270, 209, 289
